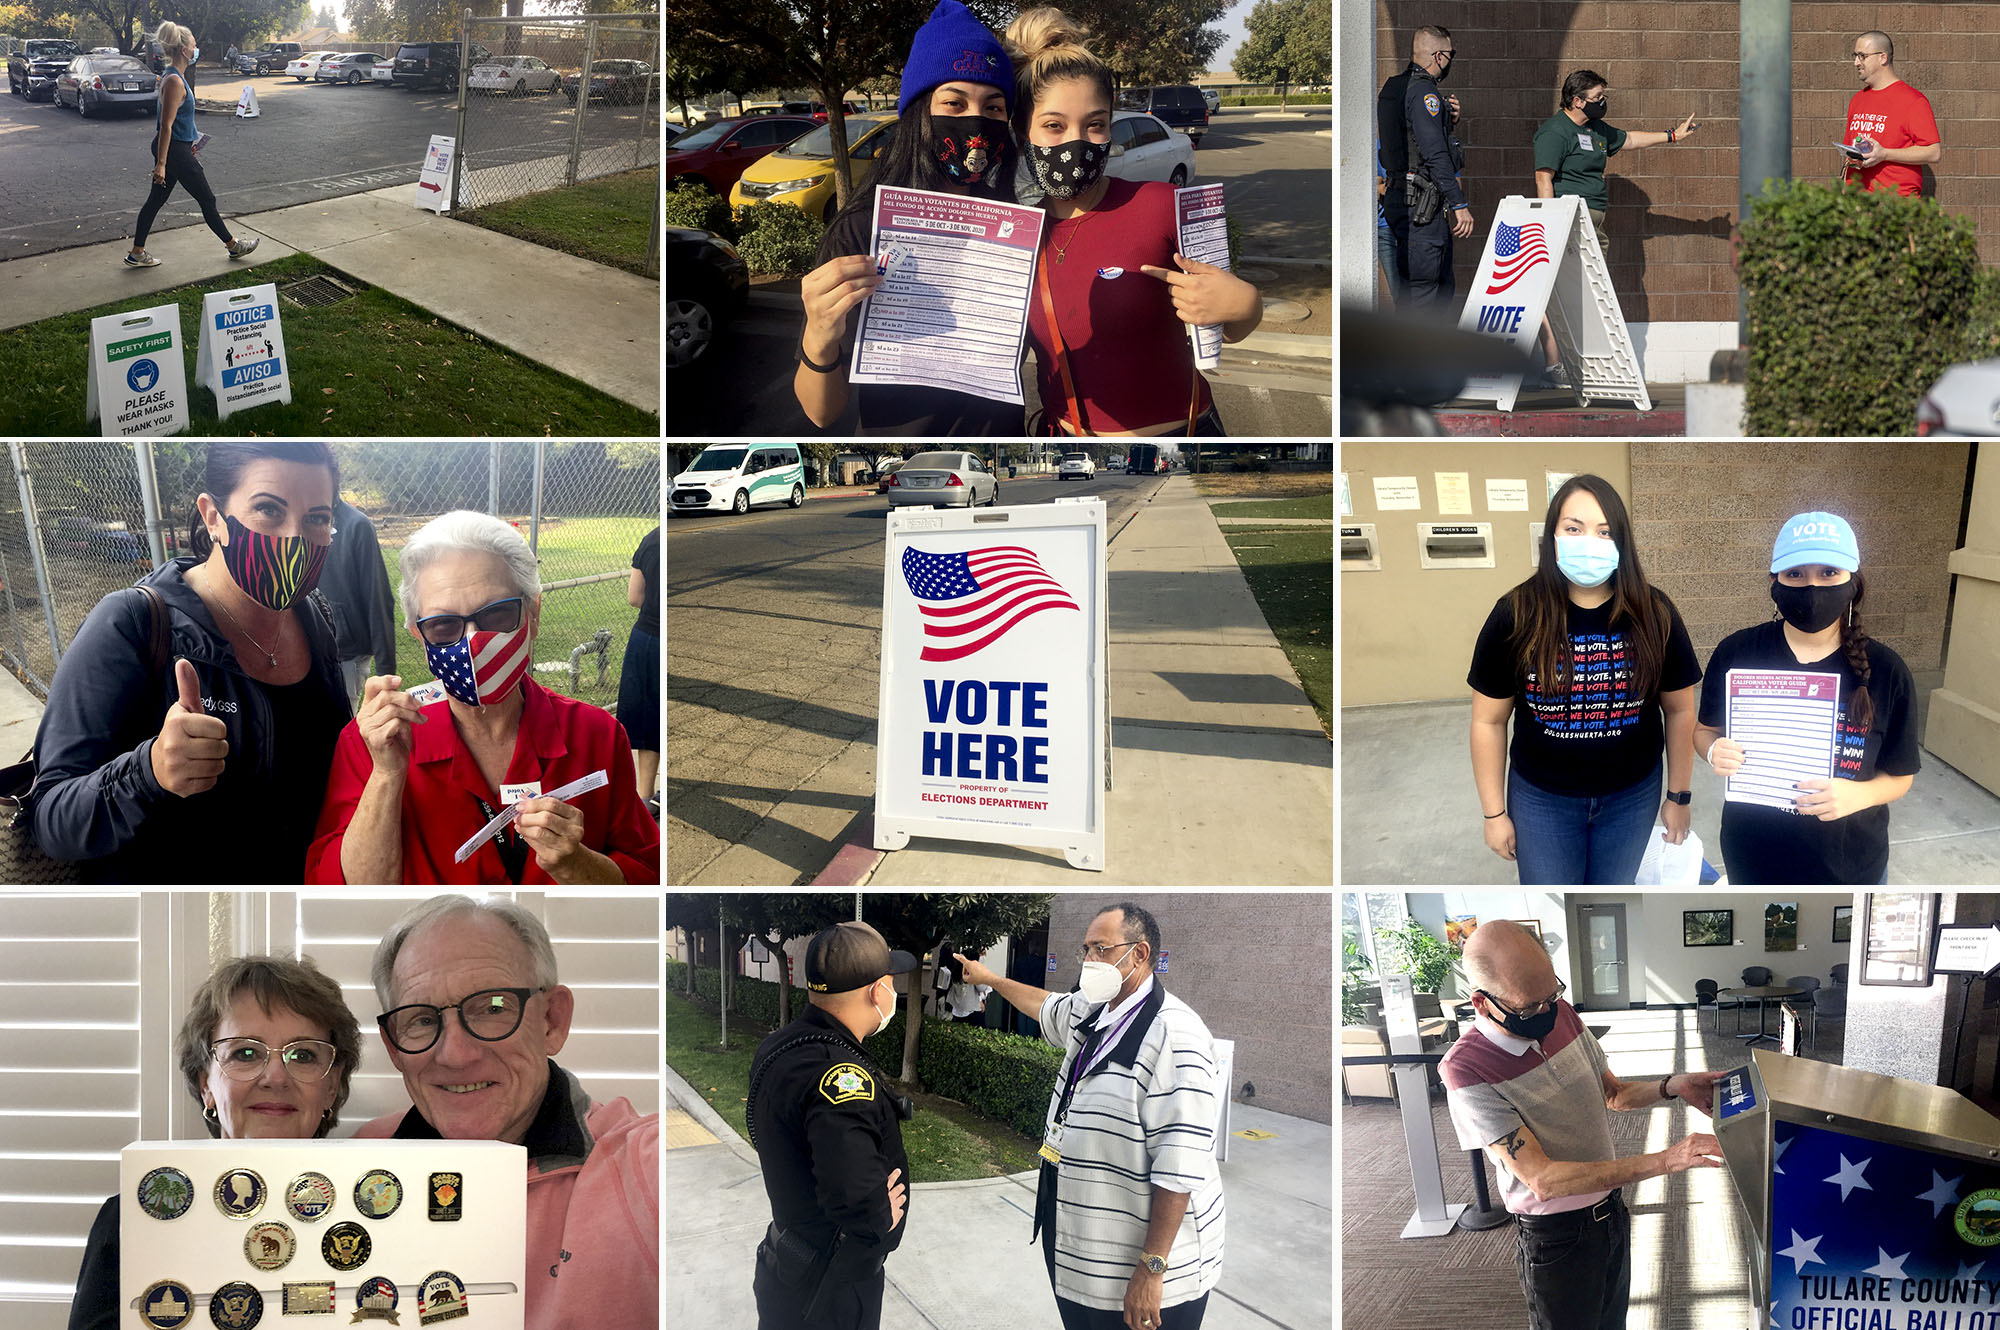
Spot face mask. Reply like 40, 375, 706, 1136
932, 114, 1012, 185
1583, 97, 1607, 120
218, 513, 329, 611
1489, 998, 1560, 1041
1554, 534, 1619, 588
1430, 55, 1451, 83
1077, 943, 1137, 1005
1029, 138, 1109, 199
423, 622, 533, 707
872, 981, 894, 1036
1771, 579, 1857, 633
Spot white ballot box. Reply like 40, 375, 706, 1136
86, 304, 188, 437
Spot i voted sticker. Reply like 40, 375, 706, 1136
500, 782, 542, 805
405, 680, 447, 705
876, 244, 908, 275
1096, 266, 1124, 279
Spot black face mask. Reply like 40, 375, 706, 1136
1772, 580, 1858, 633
1583, 97, 1608, 120
1431, 56, 1451, 83
932, 114, 1012, 186
1029, 138, 1109, 199
1488, 997, 1560, 1041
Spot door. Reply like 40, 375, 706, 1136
1575, 903, 1631, 1009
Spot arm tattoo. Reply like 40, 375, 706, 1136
1498, 1128, 1526, 1161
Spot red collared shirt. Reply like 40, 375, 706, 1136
306, 680, 659, 883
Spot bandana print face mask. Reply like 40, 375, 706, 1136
424, 624, 533, 707
1029, 138, 1109, 199
220, 513, 329, 612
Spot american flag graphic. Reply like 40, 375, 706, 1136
1486, 221, 1550, 293
431, 627, 532, 705
901, 545, 1079, 662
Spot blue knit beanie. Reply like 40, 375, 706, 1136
898, 0, 1013, 115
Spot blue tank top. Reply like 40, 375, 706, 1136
163, 68, 196, 142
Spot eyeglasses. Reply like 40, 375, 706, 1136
1479, 978, 1567, 1021
1076, 940, 1139, 964
209, 1037, 340, 1082
415, 597, 524, 647
377, 987, 547, 1055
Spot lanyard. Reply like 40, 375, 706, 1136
1053, 998, 1145, 1126
471, 794, 528, 885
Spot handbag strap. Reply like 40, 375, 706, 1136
135, 584, 170, 677
1035, 251, 1090, 438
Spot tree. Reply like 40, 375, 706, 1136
750, 894, 852, 1024
1058, 0, 1226, 86
1231, 0, 1327, 88
861, 893, 1054, 1084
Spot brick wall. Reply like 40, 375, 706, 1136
1627, 441, 1971, 670
1376, 3, 2000, 322
1047, 894, 1332, 1124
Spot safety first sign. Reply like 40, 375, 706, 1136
195, 284, 291, 419
874, 498, 1109, 870
86, 304, 187, 436
416, 134, 454, 212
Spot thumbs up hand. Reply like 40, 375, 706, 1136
151, 658, 230, 797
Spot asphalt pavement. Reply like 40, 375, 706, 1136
1194, 109, 1332, 260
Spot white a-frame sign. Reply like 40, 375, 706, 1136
1456, 193, 1651, 413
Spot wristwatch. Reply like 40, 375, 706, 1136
1140, 1253, 1168, 1276
1665, 789, 1691, 805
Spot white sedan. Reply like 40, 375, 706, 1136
468, 55, 561, 96
316, 52, 384, 84
1057, 453, 1097, 480
1107, 110, 1196, 187
285, 51, 340, 81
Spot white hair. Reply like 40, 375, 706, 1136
397, 510, 542, 628
371, 895, 560, 1010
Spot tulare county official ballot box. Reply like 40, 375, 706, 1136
875, 499, 1109, 870
1713, 1049, 2000, 1330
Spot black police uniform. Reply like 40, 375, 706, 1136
748, 1005, 911, 1330
1377, 61, 1467, 309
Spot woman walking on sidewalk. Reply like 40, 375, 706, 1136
125, 22, 258, 269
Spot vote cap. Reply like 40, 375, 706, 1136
804, 921, 917, 994
1771, 511, 1860, 573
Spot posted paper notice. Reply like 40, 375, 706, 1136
1724, 669, 1841, 811
1435, 471, 1472, 514
850, 186, 1047, 405
1173, 183, 1230, 369
1372, 476, 1421, 510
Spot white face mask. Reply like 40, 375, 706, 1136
871, 981, 894, 1036
1077, 943, 1138, 1005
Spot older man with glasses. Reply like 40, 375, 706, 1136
1442, 920, 1727, 1330
353, 895, 659, 1330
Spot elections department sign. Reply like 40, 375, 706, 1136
875, 499, 1108, 870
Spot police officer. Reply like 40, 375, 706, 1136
1377, 24, 1474, 310
748, 922, 916, 1330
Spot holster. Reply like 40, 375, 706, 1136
1406, 171, 1443, 226
759, 1223, 851, 1322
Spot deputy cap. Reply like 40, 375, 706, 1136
1771, 511, 1860, 573
804, 922, 917, 994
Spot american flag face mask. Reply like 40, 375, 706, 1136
422, 623, 533, 707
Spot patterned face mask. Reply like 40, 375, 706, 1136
220, 513, 329, 611
1029, 138, 1109, 199
932, 114, 1013, 184
423, 624, 533, 707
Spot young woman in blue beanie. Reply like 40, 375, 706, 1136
793, 0, 1025, 435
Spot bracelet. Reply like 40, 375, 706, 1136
1667, 128, 1677, 144
797, 340, 841, 374
1659, 1074, 1677, 1101
1483, 809, 1507, 820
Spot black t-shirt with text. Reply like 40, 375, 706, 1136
1697, 621, 1920, 885
1467, 591, 1702, 798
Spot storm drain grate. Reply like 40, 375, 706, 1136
280, 276, 363, 309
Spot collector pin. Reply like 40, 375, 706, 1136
282, 1282, 335, 1316
352, 1277, 399, 1323
139, 1279, 195, 1329
136, 1165, 194, 1220
353, 1168, 403, 1218
208, 1280, 264, 1330
286, 1171, 336, 1222
243, 1220, 295, 1271
428, 1172, 462, 1222
322, 1220, 372, 1271
416, 1271, 468, 1325
213, 1168, 267, 1219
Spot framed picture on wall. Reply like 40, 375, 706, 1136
1832, 905, 1853, 945
1861, 893, 1937, 986
1684, 910, 1733, 947
1511, 920, 1542, 940
1765, 902, 1799, 952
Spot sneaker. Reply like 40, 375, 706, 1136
124, 250, 160, 268
227, 236, 260, 259
1539, 363, 1572, 390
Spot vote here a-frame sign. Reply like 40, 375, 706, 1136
875, 498, 1109, 871
1456, 192, 1651, 413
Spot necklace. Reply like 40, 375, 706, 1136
1053, 209, 1091, 264
198, 565, 280, 668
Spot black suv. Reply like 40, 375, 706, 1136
392, 41, 492, 91
8, 38, 79, 101
231, 42, 301, 75
1120, 84, 1209, 146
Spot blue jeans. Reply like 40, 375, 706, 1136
1376, 222, 1401, 298
1508, 760, 1662, 886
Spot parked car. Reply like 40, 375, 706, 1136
1916, 360, 2000, 437
730, 112, 897, 223
50, 516, 148, 565
665, 226, 748, 373
285, 51, 341, 81
663, 115, 818, 196
1057, 453, 1097, 481
55, 53, 158, 117
230, 43, 300, 75
1200, 87, 1220, 114
561, 58, 656, 105
468, 55, 561, 96
664, 121, 684, 146
1119, 84, 1208, 146
316, 52, 386, 84
885, 451, 1000, 508
1107, 110, 1196, 186
391, 41, 492, 91
670, 443, 806, 515
875, 459, 906, 494
8, 38, 79, 101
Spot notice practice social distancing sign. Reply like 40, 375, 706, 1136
875, 500, 1109, 871
86, 304, 187, 436
196, 283, 291, 419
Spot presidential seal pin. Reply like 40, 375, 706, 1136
139, 1279, 195, 1329
213, 1168, 267, 1219
428, 1172, 462, 1222
244, 1220, 295, 1271
322, 1220, 372, 1272
352, 1276, 399, 1324
353, 1168, 403, 1219
282, 1282, 335, 1316
209, 1280, 264, 1330
137, 1165, 195, 1220
286, 1171, 336, 1222
416, 1271, 468, 1325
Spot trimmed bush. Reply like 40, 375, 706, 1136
1740, 179, 1979, 435
664, 178, 736, 243
737, 204, 826, 278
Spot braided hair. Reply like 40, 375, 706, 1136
1838, 571, 1874, 731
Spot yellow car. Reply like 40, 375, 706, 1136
730, 113, 899, 224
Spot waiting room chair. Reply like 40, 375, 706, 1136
1342, 1026, 1395, 1102
1829, 963, 1849, 986
1694, 979, 1739, 1035
1741, 966, 1774, 987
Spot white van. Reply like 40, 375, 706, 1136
670, 443, 806, 515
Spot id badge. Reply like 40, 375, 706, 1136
1038, 1123, 1063, 1165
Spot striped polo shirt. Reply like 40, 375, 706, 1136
1439, 1002, 1615, 1215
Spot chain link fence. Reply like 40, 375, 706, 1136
453, 12, 661, 211
0, 443, 661, 715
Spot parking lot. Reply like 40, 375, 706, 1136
0, 68, 656, 257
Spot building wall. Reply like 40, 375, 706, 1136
1374, 2, 2000, 323
1047, 893, 1332, 1124
1572, 891, 1855, 1006
1927, 443, 2000, 797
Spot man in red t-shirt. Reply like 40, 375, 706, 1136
1842, 29, 1941, 197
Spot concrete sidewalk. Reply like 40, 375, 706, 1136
0, 184, 658, 414
662, 1061, 1330, 1330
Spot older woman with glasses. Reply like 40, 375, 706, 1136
68, 955, 361, 1330
306, 509, 658, 884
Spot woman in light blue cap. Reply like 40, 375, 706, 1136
1695, 510, 1919, 884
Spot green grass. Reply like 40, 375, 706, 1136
1209, 495, 1335, 519
663, 991, 1041, 1182
0, 254, 657, 435
460, 169, 660, 277
1225, 527, 1332, 734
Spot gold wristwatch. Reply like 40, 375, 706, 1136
1140, 1252, 1168, 1275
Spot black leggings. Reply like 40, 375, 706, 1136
134, 138, 231, 247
